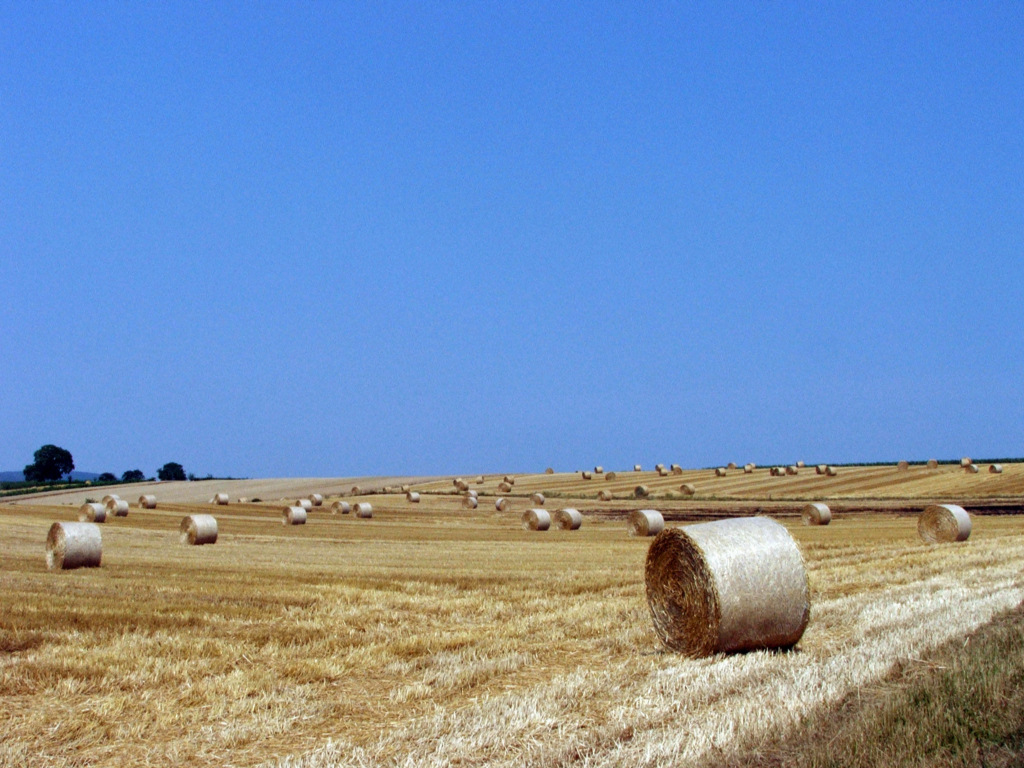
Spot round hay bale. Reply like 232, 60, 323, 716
598, 489, 613, 501
101, 494, 121, 506
332, 501, 351, 515
295, 499, 313, 510
634, 484, 650, 498
815, 464, 826, 475
727, 462, 737, 470
406, 491, 421, 503
354, 502, 373, 518
497, 482, 512, 493
679, 483, 696, 496
605, 471, 617, 480
531, 492, 545, 505
801, 502, 832, 526
961, 457, 972, 467
594, 466, 604, 474
658, 467, 669, 477
826, 466, 838, 476
581, 471, 593, 480
628, 509, 664, 537
743, 464, 754, 474
400, 484, 411, 493
476, 476, 485, 484
670, 463, 681, 472
672, 466, 684, 475
918, 504, 971, 543
78, 502, 106, 523
785, 465, 799, 476
796, 461, 805, 468
46, 522, 102, 571
463, 495, 479, 509
107, 499, 129, 517
503, 476, 516, 485
634, 465, 643, 472
213, 493, 229, 505
138, 494, 157, 509
283, 506, 307, 525
180, 514, 218, 545
964, 463, 980, 474
655, 464, 665, 472
989, 464, 1004, 474
351, 485, 362, 495
495, 497, 509, 511
645, 517, 810, 656
897, 460, 909, 471
715, 468, 727, 477
467, 489, 478, 499
927, 458, 939, 469
454, 479, 469, 492
553, 508, 583, 530
522, 509, 550, 531
309, 493, 323, 506
545, 467, 554, 474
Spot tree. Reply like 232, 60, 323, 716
23, 445, 74, 483
98, 472, 117, 483
157, 462, 186, 481
121, 469, 145, 483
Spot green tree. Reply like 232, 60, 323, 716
98, 472, 117, 482
157, 462, 186, 481
121, 469, 145, 483
23, 445, 74, 483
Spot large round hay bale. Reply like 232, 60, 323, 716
672, 466, 684, 476
138, 494, 157, 509
964, 464, 980, 474
545, 467, 554, 474
606, 471, 617, 480
78, 502, 106, 523
634, 484, 650, 498
476, 476, 485, 484
503, 476, 515, 485
406, 491, 421, 503
918, 504, 971, 543
283, 506, 307, 525
679, 483, 696, 496
180, 515, 218, 545
594, 466, 604, 474
645, 517, 810, 656
989, 464, 1004, 474
46, 522, 102, 571
495, 497, 509, 511
826, 466, 838, 476
308, 493, 323, 506
634, 465, 643, 472
497, 482, 512, 493
463, 495, 479, 509
927, 458, 939, 469
454, 479, 469, 492
598, 489, 613, 501
106, 499, 129, 517
354, 502, 373, 518
801, 502, 832, 526
332, 501, 351, 515
785, 465, 799, 476
213, 493, 229, 505
531, 492, 545, 505
815, 464, 827, 475
960, 457, 972, 467
655, 464, 665, 472
553, 508, 582, 530
351, 485, 362, 495
581, 471, 593, 480
466, 489, 478, 498
796, 461, 805, 468
522, 509, 550, 531
400, 484, 411, 493
743, 464, 754, 474
295, 499, 313, 510
897, 460, 909, 471
727, 462, 737, 470
101, 494, 121, 506
715, 468, 726, 477
658, 467, 669, 476
628, 509, 664, 537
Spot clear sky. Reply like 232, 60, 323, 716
2, 2, 1022, 478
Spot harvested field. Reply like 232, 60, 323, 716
2, 465, 1024, 767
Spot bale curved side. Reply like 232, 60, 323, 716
406, 492, 421, 503
354, 503, 373, 518
309, 493, 323, 506
990, 464, 1004, 474
46, 522, 102, 570
918, 504, 971, 543
213, 493, 229, 505
283, 506, 307, 525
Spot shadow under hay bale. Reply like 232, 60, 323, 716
645, 517, 809, 656
628, 509, 664, 537
553, 508, 582, 530
801, 502, 831, 526
180, 515, 218, 545
46, 522, 102, 571
918, 504, 971, 543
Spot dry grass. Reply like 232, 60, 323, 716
2, 480, 1024, 767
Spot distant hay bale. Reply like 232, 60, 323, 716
522, 509, 550, 531
961, 457, 972, 467
815, 464, 827, 475
180, 514, 218, 545
715, 468, 726, 477
990, 464, 1004, 474
476, 476, 485, 484
769, 467, 781, 476
595, 466, 604, 474
634, 485, 650, 498
454, 479, 469, 492
213, 493, 229, 505
743, 464, 754, 474
727, 462, 737, 470
400, 484, 410, 493
645, 517, 810, 656
545, 467, 554, 474
46, 522, 102, 571
598, 489, 613, 501
927, 459, 939, 469
628, 509, 665, 537
964, 464, 980, 474
553, 508, 582, 530
78, 503, 106, 523
495, 497, 509, 511
503, 476, 516, 485
655, 464, 665, 472
332, 501, 351, 515
634, 465, 643, 472
796, 461, 805, 468
606, 471, 617, 480
466, 489, 478, 498
283, 506, 307, 525
897, 460, 909, 471
309, 493, 323, 506
497, 482, 513, 493
918, 504, 971, 543
670, 464, 681, 472
658, 467, 669, 477
138, 494, 157, 509
101, 494, 121, 506
531, 492, 545, 505
786, 466, 799, 476
672, 466, 683, 476
106, 499, 129, 517
295, 499, 313, 510
406, 491, 421, 503
679, 483, 696, 496
581, 471, 593, 480
826, 466, 838, 476
463, 495, 479, 509
354, 502, 373, 518
351, 485, 362, 495
801, 502, 832, 526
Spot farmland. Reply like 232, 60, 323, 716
2, 462, 1024, 767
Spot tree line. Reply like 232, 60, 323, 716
21, 445, 189, 484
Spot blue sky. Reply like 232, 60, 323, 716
2, 2, 1021, 478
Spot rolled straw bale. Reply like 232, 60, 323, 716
645, 517, 810, 656
180, 515, 218, 545
581, 471, 593, 480
309, 493, 323, 506
961, 457, 973, 467
238, 497, 248, 504
531, 492, 545, 505
634, 465, 643, 472
826, 466, 838, 476
138, 494, 157, 509
658, 467, 669, 477
634, 485, 650, 498
768, 467, 781, 476
295, 499, 313, 510
964, 464, 980, 474
786, 465, 799, 476
495, 497, 509, 511
927, 459, 939, 469
796, 461, 805, 468
406, 491, 421, 503
498, 482, 512, 493
801, 502, 832, 526
815, 465, 827, 475
522, 508, 550, 531
454, 479, 469, 492
606, 471, 617, 480
101, 494, 121, 506
553, 508, 583, 530
467, 489, 478, 498
918, 504, 971, 543
351, 485, 362, 495
213, 493, 229, 505
655, 464, 665, 472
545, 467, 554, 474
679, 483, 696, 496
598, 490, 613, 501
504, 476, 516, 485
463, 495, 479, 509
672, 466, 684, 475
46, 522, 102, 571
897, 460, 910, 471
476, 476, 485, 484
743, 464, 754, 474
715, 468, 727, 477
354, 502, 373, 518
283, 506, 307, 525
107, 499, 129, 517
990, 464, 1004, 474
670, 464, 681, 472
727, 462, 737, 470
78, 503, 106, 523
332, 501, 351, 515
628, 509, 665, 537
594, 466, 604, 474
400, 484, 411, 493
